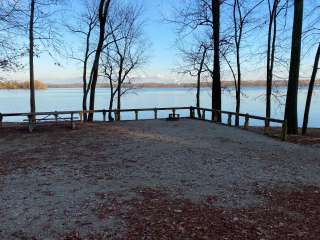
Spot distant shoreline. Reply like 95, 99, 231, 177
1, 80, 319, 89
0, 81, 47, 90
47, 80, 319, 89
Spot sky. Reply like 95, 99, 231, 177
3, 0, 320, 84
6, 0, 182, 83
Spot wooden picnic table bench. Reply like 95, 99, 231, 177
24, 113, 79, 132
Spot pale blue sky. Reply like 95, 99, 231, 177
5, 0, 320, 84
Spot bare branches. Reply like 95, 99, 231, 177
102, 2, 148, 120
0, 0, 25, 72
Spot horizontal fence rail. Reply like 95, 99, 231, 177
191, 107, 287, 141
0, 106, 287, 140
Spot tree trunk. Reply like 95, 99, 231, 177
88, 0, 111, 121
116, 57, 123, 121
107, 74, 115, 121
235, 38, 241, 126
197, 47, 207, 118
211, 0, 221, 122
82, 27, 93, 122
108, 92, 115, 121
266, 1, 278, 126
284, 0, 304, 134
302, 42, 320, 135
196, 71, 201, 118
29, 0, 36, 119
117, 83, 121, 120
234, 0, 242, 127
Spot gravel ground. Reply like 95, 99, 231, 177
0, 119, 319, 239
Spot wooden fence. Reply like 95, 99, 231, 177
0, 106, 287, 140
190, 107, 287, 141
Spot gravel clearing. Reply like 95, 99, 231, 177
0, 119, 319, 239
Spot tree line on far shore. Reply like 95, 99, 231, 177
0, 80, 47, 89
0, 0, 319, 135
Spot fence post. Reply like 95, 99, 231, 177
54, 111, 58, 124
264, 119, 270, 135
102, 110, 106, 122
135, 110, 139, 120
71, 113, 76, 130
227, 113, 232, 126
0, 113, 3, 128
202, 109, 206, 120
190, 107, 195, 119
154, 109, 158, 120
116, 110, 121, 121
213, 110, 218, 122
281, 121, 288, 141
244, 114, 249, 130
28, 114, 33, 133
80, 111, 83, 123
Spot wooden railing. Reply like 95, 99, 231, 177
0, 106, 287, 140
190, 107, 287, 141
81, 107, 191, 122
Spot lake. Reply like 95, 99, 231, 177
0, 87, 319, 127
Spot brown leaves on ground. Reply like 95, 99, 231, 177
123, 186, 320, 240
249, 127, 320, 146
23, 187, 320, 240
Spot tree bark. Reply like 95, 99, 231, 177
266, 0, 278, 126
211, 0, 221, 122
197, 47, 207, 118
88, 0, 111, 121
234, 0, 242, 127
116, 57, 124, 121
302, 42, 320, 135
284, 0, 304, 134
29, 0, 36, 119
108, 90, 115, 121
82, 27, 93, 122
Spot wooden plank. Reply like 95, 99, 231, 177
102, 111, 106, 122
190, 107, 195, 119
227, 113, 232, 126
193, 107, 284, 124
244, 114, 249, 130
281, 121, 288, 141
154, 109, 158, 119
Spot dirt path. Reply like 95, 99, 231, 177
0, 119, 319, 239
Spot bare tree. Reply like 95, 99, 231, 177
66, 0, 98, 121
29, 0, 36, 117
232, 0, 263, 126
102, 3, 147, 121
265, 0, 288, 126
177, 40, 210, 118
0, 1, 24, 75
302, 42, 320, 134
171, 0, 223, 121
3, 0, 63, 117
87, 0, 111, 121
284, 0, 304, 134
212, 0, 222, 121
300, 3, 320, 134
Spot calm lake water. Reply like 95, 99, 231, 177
0, 87, 319, 127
